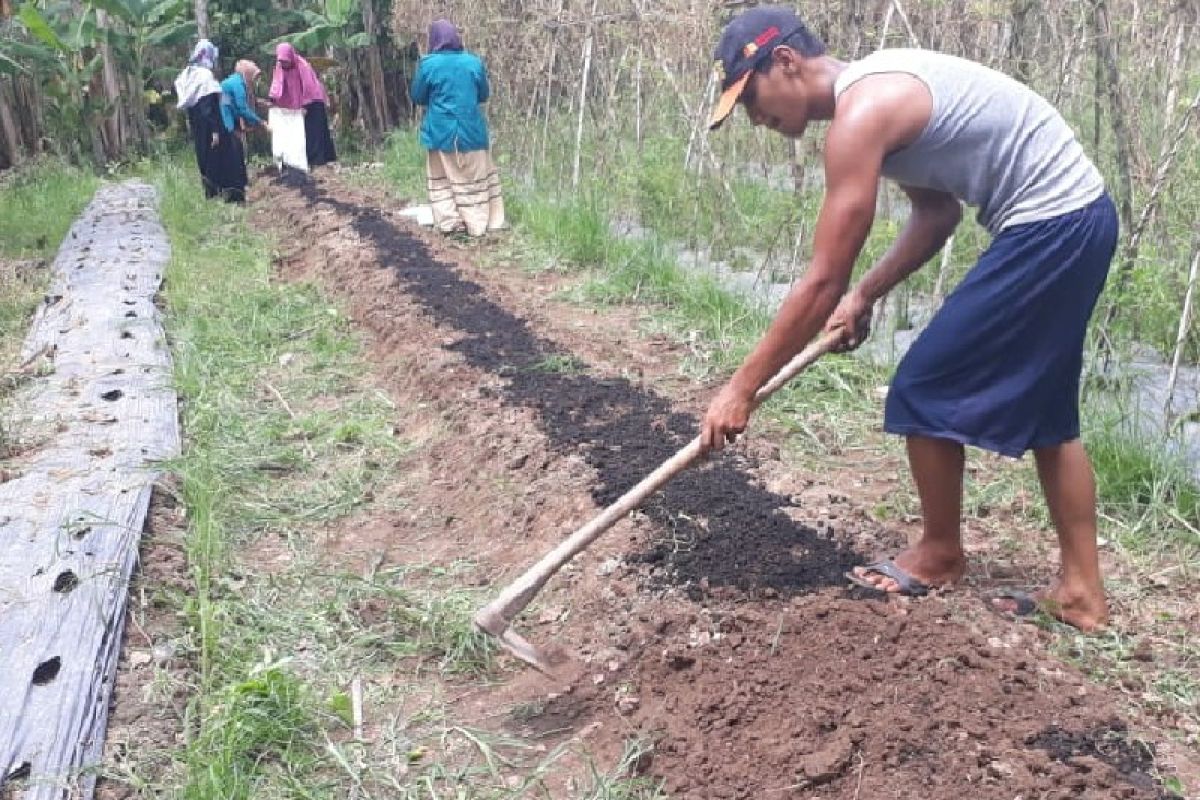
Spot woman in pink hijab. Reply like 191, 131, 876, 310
269, 43, 336, 167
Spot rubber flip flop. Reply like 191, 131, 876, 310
845, 559, 932, 597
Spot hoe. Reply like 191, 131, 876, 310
473, 331, 842, 673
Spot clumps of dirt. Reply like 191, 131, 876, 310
274, 167, 312, 190
96, 484, 193, 799
1028, 722, 1181, 799
565, 598, 1174, 799
278, 176, 865, 599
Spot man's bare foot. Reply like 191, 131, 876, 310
851, 543, 967, 594
992, 580, 1108, 632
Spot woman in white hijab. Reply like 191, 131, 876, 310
175, 40, 241, 200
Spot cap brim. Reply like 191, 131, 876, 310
708, 71, 751, 130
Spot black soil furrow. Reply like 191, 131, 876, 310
270, 175, 1183, 800
285, 174, 865, 595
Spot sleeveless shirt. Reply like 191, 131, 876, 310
833, 49, 1105, 234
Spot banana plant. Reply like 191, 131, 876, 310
9, 0, 193, 162
84, 0, 197, 144
13, 2, 109, 163
267, 0, 370, 54
89, 0, 197, 82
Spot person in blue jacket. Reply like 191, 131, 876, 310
410, 20, 506, 236
219, 59, 269, 203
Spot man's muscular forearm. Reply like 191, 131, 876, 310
728, 273, 845, 398
855, 191, 961, 303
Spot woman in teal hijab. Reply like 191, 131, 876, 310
410, 20, 506, 236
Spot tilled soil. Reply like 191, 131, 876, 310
254, 169, 1182, 799
97, 485, 192, 799
609, 598, 1170, 799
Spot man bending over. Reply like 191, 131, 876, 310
702, 6, 1116, 630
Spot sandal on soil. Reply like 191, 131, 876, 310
845, 559, 932, 597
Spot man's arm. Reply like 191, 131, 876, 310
699, 102, 890, 452
727, 133, 881, 396
823, 184, 961, 349
854, 185, 960, 304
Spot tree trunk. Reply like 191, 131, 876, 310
360, 0, 390, 138
97, 10, 126, 161
1007, 0, 1036, 83
194, 0, 208, 39
0, 78, 22, 168
349, 49, 373, 136
1091, 0, 1133, 231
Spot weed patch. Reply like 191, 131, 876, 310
0, 158, 99, 261
147, 160, 407, 794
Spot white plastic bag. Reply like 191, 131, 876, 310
269, 107, 308, 172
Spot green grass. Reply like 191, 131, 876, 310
380, 128, 428, 201
0, 158, 100, 452
0, 259, 44, 401
578, 738, 666, 799
153, 157, 409, 796
508, 190, 612, 269
1085, 409, 1200, 555
0, 157, 99, 261
184, 667, 317, 800
105, 155, 662, 799
0, 159, 99, 361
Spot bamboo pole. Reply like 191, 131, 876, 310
1164, 238, 1200, 422
634, 42, 643, 152
1100, 83, 1200, 334
891, 0, 920, 47
932, 235, 955, 303
684, 68, 715, 171
571, 0, 600, 189
877, 1, 894, 49
1156, 18, 1187, 182
539, 0, 566, 167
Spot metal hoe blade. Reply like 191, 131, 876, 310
483, 623, 557, 675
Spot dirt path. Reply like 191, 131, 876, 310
251, 169, 1183, 799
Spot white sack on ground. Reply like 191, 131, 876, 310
270, 107, 308, 172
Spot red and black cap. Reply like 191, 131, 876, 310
708, 5, 804, 130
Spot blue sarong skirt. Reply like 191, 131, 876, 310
884, 193, 1119, 457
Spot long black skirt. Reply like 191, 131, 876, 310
186, 94, 246, 202
303, 101, 337, 167
218, 135, 248, 203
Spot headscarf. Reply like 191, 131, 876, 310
268, 43, 327, 109
175, 39, 222, 109
190, 39, 218, 69
428, 20, 463, 52
235, 59, 261, 88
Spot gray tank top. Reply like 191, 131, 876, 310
833, 49, 1105, 234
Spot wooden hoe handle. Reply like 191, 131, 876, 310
473, 331, 842, 648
